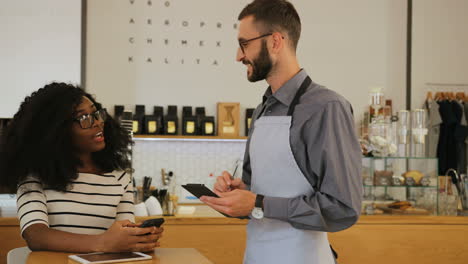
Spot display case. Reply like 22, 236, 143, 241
362, 157, 439, 215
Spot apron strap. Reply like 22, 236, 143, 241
287, 76, 312, 116
288, 75, 340, 260
330, 244, 338, 259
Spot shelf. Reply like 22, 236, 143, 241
133, 135, 248, 142
364, 185, 437, 188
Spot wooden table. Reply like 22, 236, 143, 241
26, 248, 212, 264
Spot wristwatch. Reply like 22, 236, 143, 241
251, 194, 264, 219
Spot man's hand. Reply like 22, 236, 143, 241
200, 189, 256, 217
214, 171, 247, 194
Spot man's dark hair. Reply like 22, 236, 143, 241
0, 82, 133, 192
238, 0, 301, 51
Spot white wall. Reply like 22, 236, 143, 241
86, 0, 407, 132
0, 0, 82, 118
412, 0, 468, 109
297, 0, 407, 122
3, 1, 468, 129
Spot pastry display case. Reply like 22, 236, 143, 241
362, 157, 439, 215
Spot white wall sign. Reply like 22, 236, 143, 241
87, 0, 407, 131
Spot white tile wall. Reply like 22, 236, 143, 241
132, 138, 246, 203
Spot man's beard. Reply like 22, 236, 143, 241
243, 40, 273, 82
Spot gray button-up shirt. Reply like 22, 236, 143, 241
242, 70, 362, 232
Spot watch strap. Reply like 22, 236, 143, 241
255, 194, 264, 209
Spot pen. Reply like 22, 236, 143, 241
228, 159, 242, 190
231, 163, 239, 180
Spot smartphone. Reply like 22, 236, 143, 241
140, 217, 165, 228
69, 252, 152, 264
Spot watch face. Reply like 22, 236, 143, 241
252, 207, 264, 219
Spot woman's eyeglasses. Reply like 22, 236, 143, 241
73, 109, 107, 129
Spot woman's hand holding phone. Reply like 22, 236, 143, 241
139, 218, 165, 228
95, 220, 163, 252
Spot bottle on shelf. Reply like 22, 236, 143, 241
201, 116, 215, 136
133, 105, 145, 135
153, 106, 164, 135
144, 114, 157, 135
383, 99, 392, 122
195, 107, 206, 135
182, 106, 197, 136
114, 105, 124, 124
245, 108, 255, 136
164, 105, 178, 135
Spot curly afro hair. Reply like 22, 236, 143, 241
0, 82, 132, 192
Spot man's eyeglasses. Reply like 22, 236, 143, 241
73, 109, 107, 129
238, 33, 273, 54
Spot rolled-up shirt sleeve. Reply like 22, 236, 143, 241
16, 178, 49, 236
264, 101, 363, 232
116, 172, 135, 222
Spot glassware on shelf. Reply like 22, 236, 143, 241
438, 169, 459, 216
366, 88, 400, 157
362, 157, 439, 215
390, 158, 407, 185
383, 99, 393, 123
362, 158, 374, 195
439, 193, 458, 216
460, 174, 468, 213
389, 116, 398, 153
368, 117, 397, 157
416, 190, 437, 214
406, 177, 416, 186
392, 177, 403, 186
420, 176, 431, 186
397, 110, 410, 157
363, 186, 375, 200
379, 177, 390, 186
369, 87, 384, 121
410, 109, 428, 157
365, 204, 375, 215
361, 111, 370, 140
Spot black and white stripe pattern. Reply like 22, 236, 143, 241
16, 171, 134, 236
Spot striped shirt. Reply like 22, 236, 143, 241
16, 171, 135, 236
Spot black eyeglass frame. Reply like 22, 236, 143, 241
238, 33, 285, 54
238, 33, 273, 54
73, 108, 107, 129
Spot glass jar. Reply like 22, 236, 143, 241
397, 110, 410, 157
411, 109, 427, 157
